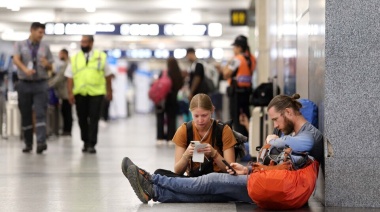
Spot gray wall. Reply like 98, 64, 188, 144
325, 0, 380, 207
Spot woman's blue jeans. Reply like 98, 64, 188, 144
152, 173, 253, 203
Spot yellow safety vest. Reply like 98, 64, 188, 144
71, 50, 107, 96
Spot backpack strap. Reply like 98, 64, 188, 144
214, 120, 225, 156
186, 121, 193, 146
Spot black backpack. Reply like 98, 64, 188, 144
186, 120, 248, 160
250, 82, 280, 106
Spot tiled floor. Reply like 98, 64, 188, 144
0, 113, 370, 211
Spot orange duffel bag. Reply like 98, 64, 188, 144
247, 159, 319, 210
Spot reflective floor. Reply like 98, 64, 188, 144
0, 113, 369, 211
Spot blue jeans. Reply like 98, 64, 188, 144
152, 173, 253, 203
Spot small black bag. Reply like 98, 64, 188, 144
250, 82, 280, 106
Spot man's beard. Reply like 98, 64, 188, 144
282, 115, 295, 135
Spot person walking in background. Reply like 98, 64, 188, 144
49, 49, 72, 136
186, 48, 205, 101
217, 35, 256, 137
13, 22, 54, 154
99, 73, 115, 128
156, 57, 184, 145
65, 35, 113, 154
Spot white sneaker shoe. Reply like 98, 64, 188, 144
167, 140, 175, 147
156, 140, 165, 146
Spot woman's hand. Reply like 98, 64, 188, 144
183, 143, 195, 159
197, 144, 216, 157
227, 163, 248, 175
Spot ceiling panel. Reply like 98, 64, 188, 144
0, 0, 253, 51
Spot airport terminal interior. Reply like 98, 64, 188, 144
1, 0, 379, 211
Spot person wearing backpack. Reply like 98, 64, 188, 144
218, 35, 256, 137
155, 57, 184, 145
121, 94, 323, 205
142, 93, 237, 177
186, 48, 206, 101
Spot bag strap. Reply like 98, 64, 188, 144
186, 121, 193, 147
214, 121, 224, 156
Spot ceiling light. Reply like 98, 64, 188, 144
158, 43, 165, 49
208, 23, 223, 37
70, 42, 77, 49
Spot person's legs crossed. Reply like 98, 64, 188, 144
155, 184, 233, 203
152, 173, 252, 203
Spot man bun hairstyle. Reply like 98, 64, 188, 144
268, 93, 302, 115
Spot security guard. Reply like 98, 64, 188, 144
65, 35, 113, 154
13, 22, 54, 154
222, 35, 256, 137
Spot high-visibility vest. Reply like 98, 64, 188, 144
71, 50, 107, 96
229, 53, 256, 88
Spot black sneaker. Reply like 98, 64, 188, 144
121, 157, 135, 178
87, 147, 96, 154
36, 144, 47, 154
121, 157, 150, 179
126, 165, 154, 203
22, 146, 32, 153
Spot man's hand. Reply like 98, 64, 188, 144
106, 91, 113, 101
266, 134, 279, 144
24, 69, 36, 77
228, 163, 248, 175
68, 93, 75, 105
40, 57, 50, 68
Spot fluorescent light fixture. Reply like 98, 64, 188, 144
112, 49, 122, 59
154, 49, 169, 59
174, 49, 186, 59
195, 49, 210, 59
212, 48, 224, 60
208, 23, 223, 37
1, 29, 29, 41
120, 24, 159, 36
70, 42, 77, 49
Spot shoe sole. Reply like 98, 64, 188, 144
36, 145, 47, 154
127, 165, 149, 204
121, 157, 134, 178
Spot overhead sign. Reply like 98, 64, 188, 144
45, 23, 222, 37
230, 10, 248, 26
